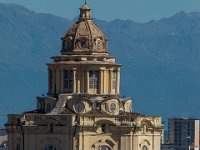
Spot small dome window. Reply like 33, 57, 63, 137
80, 41, 87, 49
96, 38, 102, 49
142, 145, 148, 150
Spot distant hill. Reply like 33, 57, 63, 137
1, 3, 200, 126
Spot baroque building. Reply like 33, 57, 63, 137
6, 3, 163, 150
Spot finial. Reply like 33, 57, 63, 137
79, 0, 91, 21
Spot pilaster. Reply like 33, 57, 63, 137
77, 67, 81, 93
86, 70, 89, 94
56, 68, 60, 94
116, 67, 120, 95
52, 68, 56, 95
60, 69, 64, 93
109, 68, 114, 94
100, 67, 105, 94
73, 68, 77, 93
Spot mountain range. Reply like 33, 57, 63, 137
1, 3, 200, 127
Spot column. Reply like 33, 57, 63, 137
51, 68, 55, 95
56, 68, 60, 94
73, 68, 77, 93
109, 68, 114, 94
100, 67, 105, 94
116, 67, 120, 95
59, 69, 61, 93
80, 69, 83, 93
105, 69, 108, 93
60, 69, 64, 93
86, 70, 89, 93
103, 69, 106, 94
77, 68, 80, 94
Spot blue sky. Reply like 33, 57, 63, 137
1, 0, 200, 22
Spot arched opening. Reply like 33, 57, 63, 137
64, 70, 73, 93
80, 41, 87, 48
98, 145, 112, 150
89, 70, 100, 94
96, 38, 102, 49
142, 145, 148, 150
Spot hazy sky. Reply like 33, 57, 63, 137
1, 0, 200, 22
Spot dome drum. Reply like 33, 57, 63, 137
47, 63, 121, 96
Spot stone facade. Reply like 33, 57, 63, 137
6, 4, 163, 150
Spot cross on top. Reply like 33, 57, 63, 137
84, 0, 87, 5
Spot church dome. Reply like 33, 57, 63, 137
61, 4, 108, 55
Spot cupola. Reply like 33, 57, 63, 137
48, 4, 121, 97
61, 4, 108, 55
79, 4, 92, 21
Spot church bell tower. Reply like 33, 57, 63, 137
6, 3, 163, 150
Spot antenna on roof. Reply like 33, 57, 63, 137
84, 0, 87, 5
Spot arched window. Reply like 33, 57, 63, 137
80, 41, 87, 48
89, 70, 99, 93
64, 70, 73, 93
112, 71, 117, 89
98, 145, 111, 150
101, 124, 106, 133
142, 145, 148, 150
96, 38, 102, 49
45, 145, 57, 150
